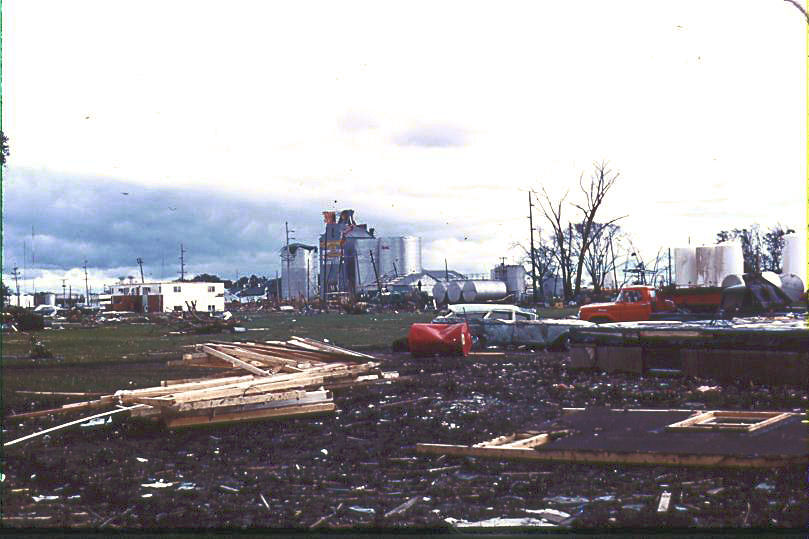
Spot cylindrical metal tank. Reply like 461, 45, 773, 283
782, 233, 805, 278
281, 244, 319, 300
401, 236, 422, 275
778, 273, 805, 302
446, 281, 464, 304
695, 246, 716, 286
376, 237, 398, 279
720, 274, 745, 288
461, 280, 508, 303
674, 247, 697, 286
714, 242, 744, 286
350, 237, 379, 291
432, 282, 447, 303
491, 264, 526, 300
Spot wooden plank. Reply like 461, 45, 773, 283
6, 396, 115, 420
14, 391, 107, 398
414, 444, 807, 468
173, 389, 325, 412
115, 375, 258, 401
200, 345, 271, 376
4, 405, 146, 447
499, 433, 551, 449
163, 402, 335, 428
290, 336, 376, 359
215, 344, 306, 366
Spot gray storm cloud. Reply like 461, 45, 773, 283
2, 168, 459, 279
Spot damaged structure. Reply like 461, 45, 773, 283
417, 407, 807, 468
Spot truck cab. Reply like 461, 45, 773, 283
578, 285, 676, 323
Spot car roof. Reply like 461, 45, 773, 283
448, 304, 532, 314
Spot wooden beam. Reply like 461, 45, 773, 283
6, 396, 115, 420
415, 444, 807, 468
200, 345, 271, 377
163, 402, 336, 428
173, 389, 327, 412
5, 405, 146, 447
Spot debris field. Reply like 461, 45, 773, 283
2, 347, 806, 530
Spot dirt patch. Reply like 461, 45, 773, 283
2, 351, 806, 530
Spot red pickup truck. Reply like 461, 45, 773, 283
578, 285, 677, 323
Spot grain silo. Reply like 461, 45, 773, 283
401, 236, 422, 275
281, 243, 318, 300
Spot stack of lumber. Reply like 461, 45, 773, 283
7, 337, 397, 432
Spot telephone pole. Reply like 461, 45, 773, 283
528, 192, 538, 304
62, 279, 67, 307
179, 244, 186, 281
136, 257, 145, 283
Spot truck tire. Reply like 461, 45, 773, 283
589, 317, 611, 324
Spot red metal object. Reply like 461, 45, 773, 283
408, 323, 472, 357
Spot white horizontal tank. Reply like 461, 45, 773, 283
432, 282, 447, 303
446, 281, 464, 304
461, 280, 508, 303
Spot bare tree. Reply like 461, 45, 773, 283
571, 161, 624, 296
582, 223, 623, 293
535, 188, 576, 301
535, 161, 623, 301
512, 234, 558, 300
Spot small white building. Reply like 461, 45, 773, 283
107, 281, 225, 313
8, 293, 35, 308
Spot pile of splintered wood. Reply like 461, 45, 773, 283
118, 337, 395, 427
6, 337, 396, 434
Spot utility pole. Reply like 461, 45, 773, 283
284, 222, 294, 301
179, 244, 186, 281
69, 284, 72, 307
528, 191, 538, 304
84, 260, 90, 305
136, 257, 145, 283
306, 257, 310, 302
31, 225, 36, 295
62, 279, 67, 307
12, 267, 20, 307
444, 259, 449, 282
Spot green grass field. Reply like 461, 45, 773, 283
1, 308, 578, 366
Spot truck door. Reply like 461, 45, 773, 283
618, 289, 647, 321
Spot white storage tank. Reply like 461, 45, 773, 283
779, 273, 805, 302
446, 281, 464, 304
281, 244, 319, 300
432, 282, 447, 304
714, 242, 744, 286
674, 247, 697, 286
461, 280, 508, 303
695, 246, 716, 286
376, 237, 398, 279
401, 236, 422, 275
782, 233, 805, 278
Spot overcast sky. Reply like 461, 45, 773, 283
2, 0, 807, 293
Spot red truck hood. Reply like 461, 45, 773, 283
579, 302, 618, 312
